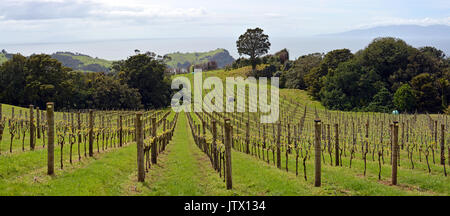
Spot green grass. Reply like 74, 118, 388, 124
0, 143, 136, 195
0, 108, 448, 195
165, 48, 230, 69
68, 54, 112, 68
0, 53, 7, 65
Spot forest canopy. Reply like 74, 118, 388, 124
0, 53, 172, 110
263, 37, 448, 113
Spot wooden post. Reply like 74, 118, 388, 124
0, 103, 2, 120
277, 122, 281, 169
392, 121, 399, 185
36, 107, 41, 139
29, 105, 35, 150
441, 124, 445, 165
212, 120, 218, 170
119, 115, 123, 147
136, 113, 145, 182
335, 123, 339, 166
89, 110, 94, 157
434, 120, 438, 148
314, 119, 322, 187
224, 118, 233, 190
244, 122, 249, 154
77, 112, 81, 161
151, 117, 157, 164
47, 102, 54, 175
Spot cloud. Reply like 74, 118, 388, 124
0, 0, 208, 22
0, 0, 96, 20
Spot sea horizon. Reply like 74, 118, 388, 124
1, 36, 449, 62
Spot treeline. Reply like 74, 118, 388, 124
0, 53, 172, 110
242, 38, 449, 113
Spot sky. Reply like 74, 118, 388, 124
0, 0, 449, 45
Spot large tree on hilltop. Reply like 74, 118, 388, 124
236, 27, 271, 73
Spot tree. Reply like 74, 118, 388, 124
282, 53, 322, 90
236, 27, 271, 73
393, 84, 416, 112
361, 37, 413, 88
319, 60, 362, 110
0, 54, 27, 105
306, 49, 353, 98
410, 73, 441, 112
90, 73, 142, 110
120, 54, 172, 109
365, 87, 394, 113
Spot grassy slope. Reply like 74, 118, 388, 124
173, 67, 449, 195
66, 54, 113, 68
165, 48, 227, 68
0, 53, 7, 65
176, 65, 325, 110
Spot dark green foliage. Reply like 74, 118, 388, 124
0, 54, 73, 109
279, 37, 448, 113
410, 73, 441, 112
306, 49, 353, 98
365, 87, 394, 113
120, 54, 172, 109
360, 37, 412, 85
393, 84, 416, 112
90, 73, 142, 110
249, 64, 277, 78
281, 53, 322, 90
236, 27, 271, 72
0, 52, 170, 110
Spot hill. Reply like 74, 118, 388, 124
320, 24, 450, 39
50, 52, 112, 73
0, 50, 113, 73
0, 53, 7, 65
165, 48, 234, 69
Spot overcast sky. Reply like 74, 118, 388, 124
0, 0, 449, 44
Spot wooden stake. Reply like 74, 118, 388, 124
441, 124, 445, 165
314, 119, 322, 187
224, 118, 233, 190
335, 123, 339, 166
277, 122, 281, 169
47, 102, 54, 175
136, 112, 145, 182
151, 117, 157, 164
30, 105, 35, 150
392, 121, 399, 185
89, 110, 94, 157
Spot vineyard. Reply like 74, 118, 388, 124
0, 68, 449, 196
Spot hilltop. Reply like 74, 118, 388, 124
0, 50, 113, 73
50, 52, 112, 73
165, 48, 234, 69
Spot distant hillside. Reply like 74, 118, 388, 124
320, 24, 450, 38
51, 52, 112, 73
0, 53, 7, 65
165, 48, 235, 69
0, 50, 112, 72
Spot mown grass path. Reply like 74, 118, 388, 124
125, 111, 230, 195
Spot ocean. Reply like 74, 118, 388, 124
1, 37, 449, 61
